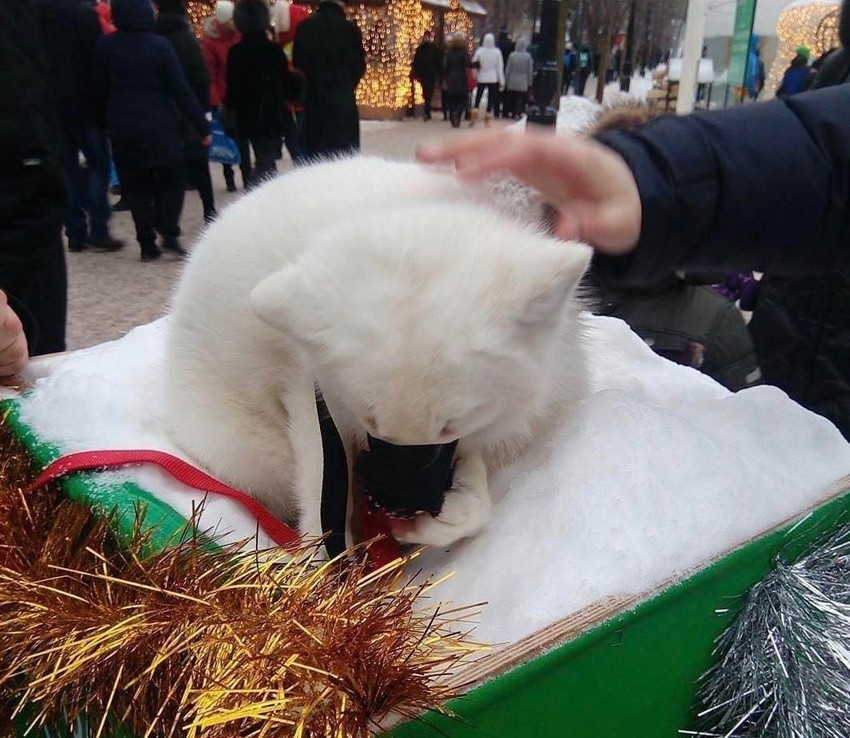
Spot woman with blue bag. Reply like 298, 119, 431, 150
155, 0, 218, 223
93, 0, 210, 261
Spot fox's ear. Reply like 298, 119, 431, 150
249, 267, 320, 343
515, 239, 591, 332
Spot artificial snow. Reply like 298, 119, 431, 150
16, 314, 850, 646
512, 74, 654, 136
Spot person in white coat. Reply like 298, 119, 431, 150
471, 32, 504, 125
503, 37, 534, 119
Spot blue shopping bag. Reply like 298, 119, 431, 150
208, 119, 241, 166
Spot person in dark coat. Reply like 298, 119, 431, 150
36, 0, 123, 253
0, 0, 68, 355
154, 0, 217, 222
420, 82, 850, 436
92, 0, 210, 261
586, 105, 762, 393
442, 32, 472, 128
746, 0, 850, 441
575, 45, 593, 96
810, 4, 850, 89
562, 46, 575, 94
292, 0, 365, 158
411, 30, 442, 121
226, 0, 298, 187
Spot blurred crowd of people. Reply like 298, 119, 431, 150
15, 0, 364, 265
0, 0, 364, 360
411, 26, 537, 128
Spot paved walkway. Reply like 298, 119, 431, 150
67, 116, 514, 350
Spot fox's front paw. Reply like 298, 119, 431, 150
392, 452, 490, 547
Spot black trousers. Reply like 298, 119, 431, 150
184, 156, 215, 216
419, 79, 436, 119
504, 89, 527, 118
575, 69, 591, 96
1, 230, 67, 355
237, 136, 279, 189
474, 82, 500, 114
116, 161, 185, 250
447, 93, 468, 127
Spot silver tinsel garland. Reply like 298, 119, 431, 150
686, 520, 850, 738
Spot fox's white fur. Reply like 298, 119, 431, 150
164, 157, 592, 546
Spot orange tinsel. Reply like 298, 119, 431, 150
0, 414, 484, 738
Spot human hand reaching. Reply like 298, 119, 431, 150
416, 129, 642, 255
0, 291, 28, 377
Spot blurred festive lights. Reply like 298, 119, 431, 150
764, 1, 840, 100
187, 0, 215, 37
444, 0, 474, 51
351, 0, 435, 110
186, 1, 481, 113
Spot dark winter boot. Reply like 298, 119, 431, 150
161, 236, 188, 258
89, 236, 125, 252
140, 244, 162, 262
223, 165, 237, 193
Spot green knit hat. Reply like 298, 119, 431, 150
796, 44, 811, 60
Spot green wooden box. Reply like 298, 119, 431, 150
390, 477, 850, 738
4, 394, 848, 738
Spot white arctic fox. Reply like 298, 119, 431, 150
164, 157, 591, 547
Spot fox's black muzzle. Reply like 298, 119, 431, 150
355, 436, 458, 519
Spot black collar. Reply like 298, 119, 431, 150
316, 398, 457, 558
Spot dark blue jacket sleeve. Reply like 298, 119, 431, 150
592, 86, 850, 286
161, 42, 210, 138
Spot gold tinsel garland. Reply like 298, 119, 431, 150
0, 416, 484, 737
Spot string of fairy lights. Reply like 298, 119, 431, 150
444, 0, 474, 45
186, 0, 480, 111
350, 0, 434, 109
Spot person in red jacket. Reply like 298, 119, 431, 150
272, 0, 309, 57
201, 0, 240, 191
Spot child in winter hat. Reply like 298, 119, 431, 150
215, 0, 234, 24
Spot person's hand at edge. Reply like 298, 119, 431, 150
416, 129, 642, 256
0, 291, 28, 377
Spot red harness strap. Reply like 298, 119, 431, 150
28, 449, 402, 568
28, 449, 302, 550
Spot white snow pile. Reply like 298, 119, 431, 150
553, 74, 653, 136
16, 315, 850, 646
555, 95, 602, 134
